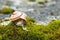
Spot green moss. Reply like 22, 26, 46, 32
0, 7, 13, 14
28, 0, 36, 2
0, 19, 60, 40
38, 2, 45, 4
38, 0, 48, 4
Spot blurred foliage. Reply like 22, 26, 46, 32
28, 0, 36, 2
45, 0, 48, 3
0, 18, 60, 40
0, 7, 13, 14
37, 0, 48, 4
38, 2, 45, 4
0, 10, 1, 13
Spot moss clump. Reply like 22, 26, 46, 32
0, 7, 13, 14
28, 0, 36, 2
0, 18, 60, 40
38, 0, 48, 5
38, 2, 45, 4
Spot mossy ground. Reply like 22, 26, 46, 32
0, 18, 60, 40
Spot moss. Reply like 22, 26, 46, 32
38, 2, 45, 4
0, 7, 13, 14
28, 0, 36, 2
37, 0, 48, 4
0, 19, 60, 40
